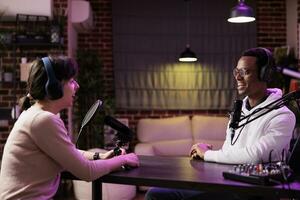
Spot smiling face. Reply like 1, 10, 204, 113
234, 56, 266, 98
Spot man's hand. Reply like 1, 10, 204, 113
189, 143, 212, 160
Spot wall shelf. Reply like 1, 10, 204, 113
14, 42, 62, 48
7, 13, 64, 121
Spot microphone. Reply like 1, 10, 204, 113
277, 66, 300, 79
104, 116, 133, 145
229, 100, 243, 143
229, 100, 243, 129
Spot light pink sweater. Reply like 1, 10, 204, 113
0, 106, 123, 200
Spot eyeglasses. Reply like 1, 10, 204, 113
233, 68, 252, 78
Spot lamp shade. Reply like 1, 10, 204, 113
227, 0, 255, 23
179, 46, 197, 62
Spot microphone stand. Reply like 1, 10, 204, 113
112, 130, 132, 155
103, 116, 133, 155
111, 132, 132, 170
234, 90, 300, 130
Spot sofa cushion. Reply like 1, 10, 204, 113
137, 116, 192, 142
152, 139, 193, 156
191, 115, 228, 150
135, 139, 193, 156
134, 143, 155, 156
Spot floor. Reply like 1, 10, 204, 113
133, 191, 146, 200
55, 192, 146, 200
54, 192, 145, 200
53, 182, 146, 200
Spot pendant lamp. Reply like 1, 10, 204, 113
228, 0, 255, 23
179, 0, 197, 62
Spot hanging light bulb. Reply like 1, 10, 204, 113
179, 0, 197, 62
179, 44, 197, 62
228, 0, 255, 23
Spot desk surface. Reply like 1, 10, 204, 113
98, 155, 300, 198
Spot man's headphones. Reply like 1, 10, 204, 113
41, 57, 63, 100
258, 47, 275, 82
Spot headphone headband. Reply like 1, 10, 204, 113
42, 57, 63, 100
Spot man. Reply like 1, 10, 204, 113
145, 47, 296, 200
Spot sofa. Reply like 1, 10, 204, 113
134, 115, 229, 156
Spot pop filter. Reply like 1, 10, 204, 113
76, 99, 102, 146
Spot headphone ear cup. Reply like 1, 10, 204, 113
42, 57, 63, 100
45, 79, 63, 100
258, 48, 274, 82
260, 64, 269, 81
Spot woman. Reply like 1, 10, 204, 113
0, 57, 139, 199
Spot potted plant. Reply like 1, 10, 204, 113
0, 9, 5, 19
3, 66, 13, 82
272, 46, 298, 93
51, 8, 66, 44
0, 29, 12, 48
75, 49, 115, 149
0, 7, 10, 45
273, 46, 300, 127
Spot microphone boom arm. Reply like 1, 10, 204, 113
235, 90, 300, 129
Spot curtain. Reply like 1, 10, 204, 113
112, 0, 256, 110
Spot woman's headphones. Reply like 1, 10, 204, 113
41, 57, 63, 100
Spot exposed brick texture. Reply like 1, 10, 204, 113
0, 0, 68, 156
257, 0, 286, 50
0, 0, 296, 156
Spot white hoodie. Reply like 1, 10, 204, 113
204, 88, 296, 164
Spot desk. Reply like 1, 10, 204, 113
67, 156, 300, 200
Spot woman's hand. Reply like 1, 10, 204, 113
189, 143, 212, 160
101, 148, 126, 159
122, 153, 140, 167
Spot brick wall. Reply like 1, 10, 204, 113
0, 0, 68, 156
257, 0, 286, 49
0, 0, 293, 156
78, 0, 114, 96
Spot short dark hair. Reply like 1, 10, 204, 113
242, 47, 275, 81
